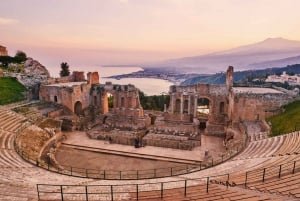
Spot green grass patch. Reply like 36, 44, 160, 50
0, 77, 27, 105
267, 100, 300, 136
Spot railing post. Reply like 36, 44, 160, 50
161, 183, 163, 198
227, 174, 230, 189
136, 184, 139, 200
60, 185, 64, 201
37, 185, 40, 201
85, 185, 88, 201
293, 161, 296, 174
184, 180, 187, 196
262, 168, 266, 182
245, 172, 248, 188
206, 177, 209, 193
279, 165, 282, 178
111, 185, 113, 201
36, 160, 39, 166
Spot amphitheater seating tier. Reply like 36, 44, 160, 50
0, 105, 300, 201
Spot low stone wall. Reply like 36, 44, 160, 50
38, 131, 65, 169
15, 125, 52, 161
143, 133, 200, 150
47, 109, 64, 118
163, 113, 192, 122
87, 129, 137, 146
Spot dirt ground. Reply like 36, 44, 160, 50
55, 146, 185, 171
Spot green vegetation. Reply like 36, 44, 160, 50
0, 77, 27, 105
60, 62, 70, 77
0, 50, 27, 68
267, 100, 300, 136
139, 91, 170, 111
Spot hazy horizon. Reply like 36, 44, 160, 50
1, 0, 300, 69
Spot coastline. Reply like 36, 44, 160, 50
105, 67, 198, 85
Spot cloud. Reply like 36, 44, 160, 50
0, 17, 19, 25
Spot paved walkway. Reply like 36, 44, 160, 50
63, 131, 226, 162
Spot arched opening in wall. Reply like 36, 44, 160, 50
121, 97, 125, 107
183, 99, 189, 113
54, 96, 58, 103
149, 114, 156, 125
74, 101, 83, 115
220, 102, 224, 113
197, 98, 210, 117
107, 93, 114, 108
175, 99, 181, 113
94, 96, 97, 105
199, 121, 207, 130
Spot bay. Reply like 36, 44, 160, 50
48, 66, 173, 95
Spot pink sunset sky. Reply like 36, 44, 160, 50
1, 0, 300, 68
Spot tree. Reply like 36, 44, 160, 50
60, 62, 70, 77
14, 50, 27, 63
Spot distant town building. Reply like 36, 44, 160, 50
266, 71, 300, 86
0, 45, 8, 56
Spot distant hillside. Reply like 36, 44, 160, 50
146, 38, 300, 73
248, 55, 300, 69
181, 64, 300, 85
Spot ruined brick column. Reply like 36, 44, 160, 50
171, 94, 175, 113
194, 95, 198, 116
188, 95, 191, 114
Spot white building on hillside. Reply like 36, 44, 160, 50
266, 71, 300, 86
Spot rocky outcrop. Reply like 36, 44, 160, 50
24, 57, 50, 77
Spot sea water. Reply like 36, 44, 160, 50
48, 66, 173, 95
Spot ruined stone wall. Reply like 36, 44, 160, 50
229, 92, 292, 123
167, 83, 228, 136
87, 72, 100, 85
0, 46, 8, 56
104, 83, 144, 118
39, 83, 92, 113
72, 71, 85, 82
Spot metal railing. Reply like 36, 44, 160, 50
37, 173, 230, 201
14, 120, 243, 180
14, 143, 241, 180
36, 157, 300, 201
244, 158, 300, 187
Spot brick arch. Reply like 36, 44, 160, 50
196, 97, 211, 116
74, 101, 83, 115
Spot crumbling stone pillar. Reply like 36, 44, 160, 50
194, 95, 198, 116
180, 94, 183, 114
188, 95, 191, 114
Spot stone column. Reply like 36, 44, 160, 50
171, 94, 174, 113
194, 95, 198, 117
180, 94, 183, 114
188, 95, 191, 114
